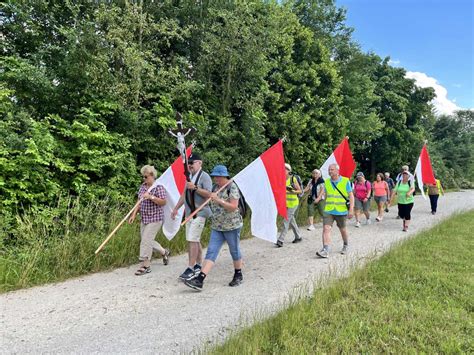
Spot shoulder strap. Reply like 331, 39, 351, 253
331, 180, 349, 203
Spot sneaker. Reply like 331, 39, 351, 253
193, 264, 202, 274
178, 267, 195, 281
396, 215, 400, 219
184, 277, 203, 291
366, 219, 371, 225
355, 221, 361, 228
275, 240, 283, 248
431, 211, 436, 215
162, 249, 171, 265
375, 216, 381, 222
316, 249, 329, 258
229, 273, 243, 287
340, 245, 348, 255
307, 225, 315, 231
292, 238, 303, 244
384, 207, 389, 213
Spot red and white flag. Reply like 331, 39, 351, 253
150, 146, 192, 240
233, 140, 287, 243
320, 137, 356, 179
415, 144, 436, 199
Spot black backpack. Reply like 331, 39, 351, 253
290, 174, 304, 199
214, 183, 248, 218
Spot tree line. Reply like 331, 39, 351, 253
1, 0, 472, 238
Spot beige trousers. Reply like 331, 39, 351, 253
139, 221, 165, 261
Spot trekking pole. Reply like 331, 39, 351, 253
181, 179, 234, 226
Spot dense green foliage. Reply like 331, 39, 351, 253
212, 210, 474, 354
1, 1, 472, 241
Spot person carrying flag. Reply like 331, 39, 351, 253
129, 165, 170, 275
171, 153, 213, 281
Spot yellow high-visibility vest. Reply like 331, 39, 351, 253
324, 177, 349, 213
286, 177, 299, 208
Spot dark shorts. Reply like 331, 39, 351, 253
398, 203, 414, 220
323, 213, 347, 228
355, 198, 371, 212
307, 200, 325, 217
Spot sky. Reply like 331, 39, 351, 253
336, 0, 473, 115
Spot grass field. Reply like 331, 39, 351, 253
211, 210, 474, 354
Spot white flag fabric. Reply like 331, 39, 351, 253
414, 144, 436, 200
320, 137, 356, 179
150, 147, 191, 240
233, 141, 287, 243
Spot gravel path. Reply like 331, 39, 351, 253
1, 191, 473, 354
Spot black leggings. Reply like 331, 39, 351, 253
398, 203, 414, 220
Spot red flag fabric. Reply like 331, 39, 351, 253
320, 137, 356, 179
233, 140, 287, 243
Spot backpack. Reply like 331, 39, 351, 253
290, 174, 304, 199
214, 182, 248, 218
396, 179, 416, 196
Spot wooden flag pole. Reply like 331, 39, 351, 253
95, 198, 143, 255
181, 179, 234, 226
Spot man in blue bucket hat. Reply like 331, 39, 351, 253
184, 165, 244, 291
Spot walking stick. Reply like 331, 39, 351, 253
95, 198, 143, 255
181, 178, 234, 226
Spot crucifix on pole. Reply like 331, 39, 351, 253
168, 112, 195, 182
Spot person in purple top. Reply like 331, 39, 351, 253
129, 165, 170, 275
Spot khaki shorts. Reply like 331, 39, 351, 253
185, 216, 206, 242
323, 213, 347, 229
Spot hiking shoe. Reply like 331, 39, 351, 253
355, 221, 361, 228
275, 240, 283, 248
366, 219, 372, 225
163, 249, 171, 265
184, 277, 203, 291
316, 249, 329, 258
229, 274, 243, 287
292, 238, 303, 244
307, 225, 316, 231
340, 245, 348, 255
178, 267, 195, 281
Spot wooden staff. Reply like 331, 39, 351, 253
95, 198, 143, 255
181, 178, 234, 226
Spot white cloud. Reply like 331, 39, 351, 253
405, 71, 461, 115
388, 59, 401, 66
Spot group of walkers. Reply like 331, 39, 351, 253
128, 155, 444, 291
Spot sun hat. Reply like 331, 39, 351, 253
210, 165, 230, 177
284, 163, 292, 172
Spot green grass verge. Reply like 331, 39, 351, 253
211, 210, 474, 354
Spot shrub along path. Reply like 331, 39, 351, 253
1, 191, 473, 353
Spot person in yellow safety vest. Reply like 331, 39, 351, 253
426, 178, 444, 215
316, 163, 354, 258
276, 163, 302, 247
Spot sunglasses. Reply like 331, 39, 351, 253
188, 161, 198, 165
